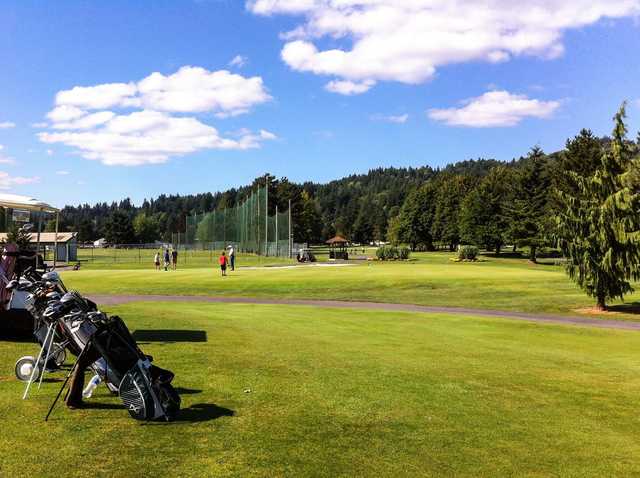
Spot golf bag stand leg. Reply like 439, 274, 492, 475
22, 322, 55, 400
44, 342, 89, 422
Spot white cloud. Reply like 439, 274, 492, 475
137, 66, 271, 117
371, 113, 409, 124
249, 0, 640, 93
324, 79, 374, 95
0, 121, 15, 129
39, 110, 276, 166
428, 90, 560, 127
52, 111, 116, 130
39, 66, 276, 166
229, 55, 248, 68
55, 170, 70, 175
0, 145, 15, 164
31, 122, 48, 128
0, 171, 39, 189
46, 149, 54, 156
56, 83, 139, 110
53, 67, 271, 118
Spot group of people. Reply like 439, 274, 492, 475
154, 247, 178, 271
154, 245, 236, 276
218, 245, 235, 277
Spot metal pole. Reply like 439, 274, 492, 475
53, 212, 59, 269
265, 179, 268, 256
288, 199, 292, 259
36, 209, 42, 268
275, 205, 279, 258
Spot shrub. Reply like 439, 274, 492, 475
398, 246, 411, 260
457, 245, 479, 261
376, 245, 411, 261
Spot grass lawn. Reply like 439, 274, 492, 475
62, 252, 640, 319
1, 302, 639, 476
77, 248, 294, 270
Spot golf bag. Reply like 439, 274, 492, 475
91, 315, 180, 421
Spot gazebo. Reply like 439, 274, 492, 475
326, 235, 349, 260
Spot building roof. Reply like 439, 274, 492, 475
0, 193, 58, 213
0, 232, 76, 243
326, 235, 349, 245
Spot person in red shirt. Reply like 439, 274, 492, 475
218, 251, 228, 276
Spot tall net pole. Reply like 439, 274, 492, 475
288, 199, 292, 258
265, 179, 269, 256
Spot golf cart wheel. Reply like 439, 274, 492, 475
15, 356, 40, 382
51, 344, 67, 367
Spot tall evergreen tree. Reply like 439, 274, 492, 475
506, 146, 551, 262
431, 174, 477, 250
459, 166, 512, 253
557, 104, 640, 309
389, 181, 438, 250
104, 210, 136, 245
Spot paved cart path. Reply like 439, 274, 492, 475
87, 294, 640, 331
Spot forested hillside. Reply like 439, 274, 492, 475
57, 130, 638, 247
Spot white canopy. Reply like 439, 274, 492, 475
0, 193, 58, 213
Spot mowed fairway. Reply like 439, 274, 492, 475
62, 253, 640, 319
1, 302, 639, 477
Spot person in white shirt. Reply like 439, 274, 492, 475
228, 245, 235, 271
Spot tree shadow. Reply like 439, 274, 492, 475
174, 403, 234, 423
605, 303, 640, 315
132, 330, 207, 343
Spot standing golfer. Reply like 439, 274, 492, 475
154, 251, 160, 271
171, 248, 178, 270
163, 248, 170, 271
218, 251, 228, 277
228, 244, 235, 271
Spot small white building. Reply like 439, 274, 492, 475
0, 232, 78, 262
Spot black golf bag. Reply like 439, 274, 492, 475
90, 315, 180, 421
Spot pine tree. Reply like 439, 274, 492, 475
431, 174, 477, 250
389, 181, 438, 250
459, 166, 512, 253
557, 103, 640, 309
506, 146, 551, 262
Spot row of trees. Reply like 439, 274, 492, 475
389, 127, 640, 264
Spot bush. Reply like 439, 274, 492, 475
398, 246, 411, 260
376, 245, 411, 261
457, 245, 479, 261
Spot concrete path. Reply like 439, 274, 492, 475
87, 294, 640, 331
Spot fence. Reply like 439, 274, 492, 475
183, 185, 293, 257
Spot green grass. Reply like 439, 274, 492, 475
76, 248, 294, 270
2, 302, 639, 476
62, 252, 640, 319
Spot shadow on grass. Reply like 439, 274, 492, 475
174, 403, 234, 423
132, 329, 207, 343
606, 303, 640, 315
173, 387, 202, 395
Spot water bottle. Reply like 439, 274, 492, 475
82, 374, 101, 399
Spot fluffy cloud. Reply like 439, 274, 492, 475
0, 121, 15, 129
137, 67, 271, 117
39, 110, 276, 166
39, 66, 275, 166
0, 171, 39, 189
428, 90, 560, 127
249, 0, 640, 94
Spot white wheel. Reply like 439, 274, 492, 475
15, 356, 40, 382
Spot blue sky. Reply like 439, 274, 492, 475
0, 0, 639, 207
